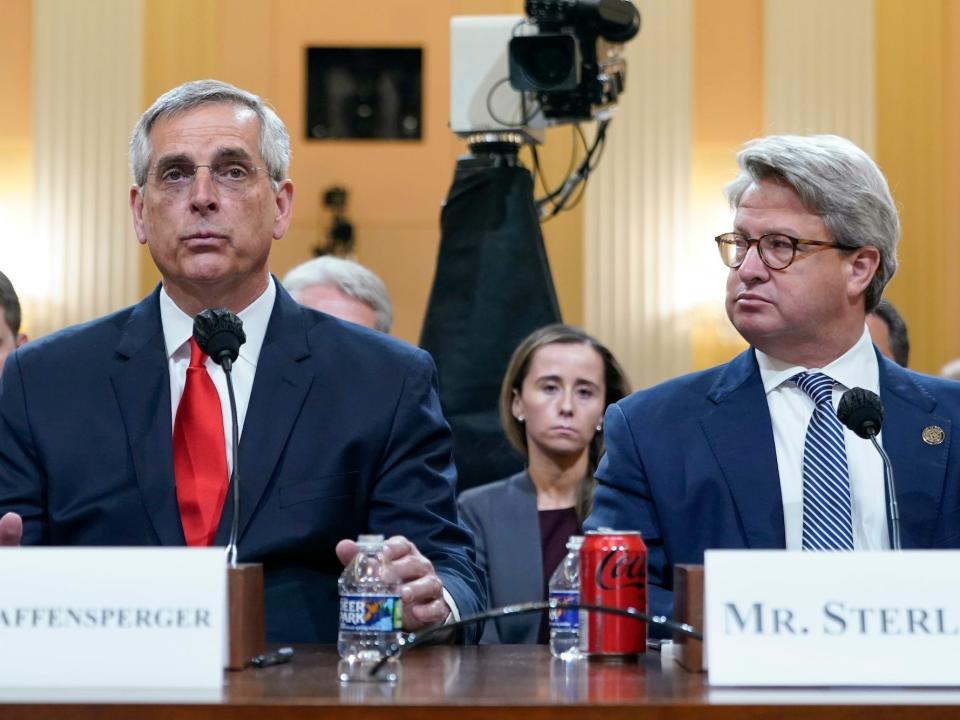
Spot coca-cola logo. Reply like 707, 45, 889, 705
595, 550, 646, 590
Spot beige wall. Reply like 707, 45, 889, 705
140, 0, 584, 343
5, 1, 958, 371
876, 0, 960, 374
688, 0, 761, 369
0, 0, 32, 190
0, 0, 33, 332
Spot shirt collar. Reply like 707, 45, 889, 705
756, 325, 879, 396
159, 277, 276, 365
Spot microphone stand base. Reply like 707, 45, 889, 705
226, 563, 266, 670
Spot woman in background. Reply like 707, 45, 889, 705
458, 324, 630, 643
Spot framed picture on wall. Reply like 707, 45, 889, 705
305, 47, 423, 140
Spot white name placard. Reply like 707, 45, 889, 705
0, 548, 226, 689
705, 550, 960, 687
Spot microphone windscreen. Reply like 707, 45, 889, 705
837, 387, 884, 439
193, 308, 246, 366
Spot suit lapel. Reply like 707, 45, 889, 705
215, 285, 314, 545
492, 473, 542, 643
699, 350, 786, 549
110, 288, 184, 546
878, 355, 949, 548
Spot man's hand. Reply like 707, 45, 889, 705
336, 535, 451, 632
0, 512, 23, 546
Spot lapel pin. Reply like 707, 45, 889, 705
921, 425, 945, 446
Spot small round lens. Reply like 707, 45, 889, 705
759, 235, 794, 269
717, 236, 742, 267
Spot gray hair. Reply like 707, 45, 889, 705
129, 79, 290, 189
282, 256, 394, 333
725, 134, 899, 312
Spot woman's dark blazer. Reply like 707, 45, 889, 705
457, 471, 543, 644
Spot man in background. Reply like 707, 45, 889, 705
866, 298, 909, 367
0, 80, 484, 643
0, 271, 28, 375
282, 255, 393, 333
588, 134, 960, 625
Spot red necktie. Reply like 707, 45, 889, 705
173, 337, 228, 546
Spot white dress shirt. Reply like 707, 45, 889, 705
756, 326, 890, 550
160, 279, 275, 476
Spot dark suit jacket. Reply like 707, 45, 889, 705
457, 472, 542, 644
588, 348, 960, 626
0, 281, 485, 643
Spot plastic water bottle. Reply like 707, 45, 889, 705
549, 535, 584, 659
337, 534, 403, 665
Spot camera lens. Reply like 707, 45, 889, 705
509, 35, 579, 92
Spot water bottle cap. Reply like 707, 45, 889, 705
566, 535, 584, 551
357, 534, 385, 548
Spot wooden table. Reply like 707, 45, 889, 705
2, 645, 959, 719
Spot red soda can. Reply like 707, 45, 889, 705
579, 530, 647, 656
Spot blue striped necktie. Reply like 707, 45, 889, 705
792, 372, 855, 551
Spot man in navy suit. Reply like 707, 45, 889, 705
588, 135, 960, 624
0, 80, 484, 643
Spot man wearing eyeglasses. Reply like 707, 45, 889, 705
0, 80, 485, 643
587, 134, 960, 628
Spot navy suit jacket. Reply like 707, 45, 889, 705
458, 472, 543, 644
588, 348, 960, 625
0, 282, 485, 643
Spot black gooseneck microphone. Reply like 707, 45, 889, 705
837, 387, 901, 550
193, 308, 247, 567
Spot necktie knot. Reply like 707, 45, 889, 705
792, 371, 835, 408
188, 337, 208, 369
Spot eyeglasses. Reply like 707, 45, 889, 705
715, 232, 857, 270
147, 161, 265, 195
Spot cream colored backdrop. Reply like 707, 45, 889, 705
0, 0, 33, 328
876, 0, 960, 375
29, 0, 142, 335
584, 0, 693, 388
764, 0, 875, 149
1, 1, 958, 378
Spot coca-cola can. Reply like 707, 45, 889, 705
579, 530, 647, 656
